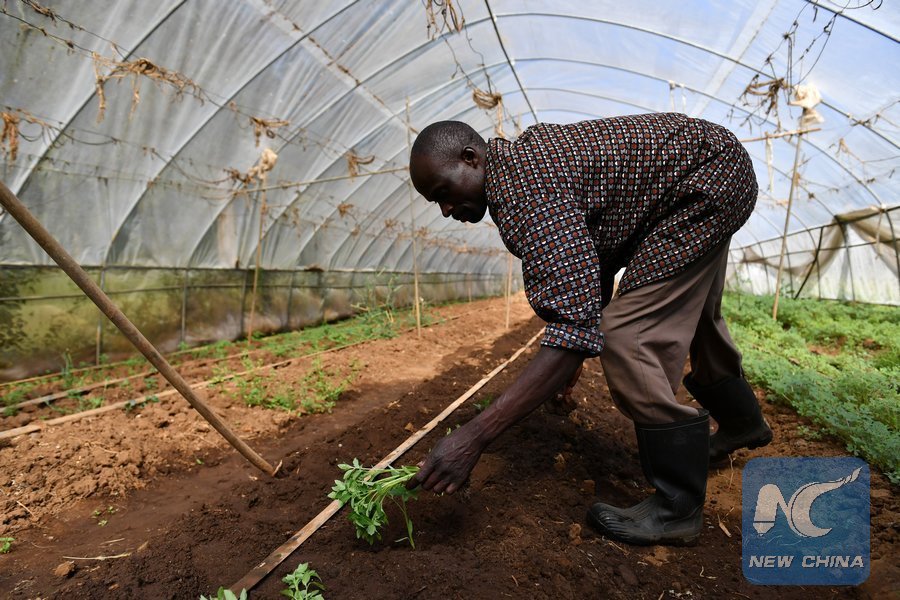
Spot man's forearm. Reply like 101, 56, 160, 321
468, 345, 586, 446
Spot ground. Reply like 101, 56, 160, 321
0, 295, 896, 599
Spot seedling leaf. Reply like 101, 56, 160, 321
328, 461, 420, 547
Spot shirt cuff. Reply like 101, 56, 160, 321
541, 322, 604, 356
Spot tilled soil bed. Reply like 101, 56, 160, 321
0, 295, 896, 599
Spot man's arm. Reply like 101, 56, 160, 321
408, 345, 586, 494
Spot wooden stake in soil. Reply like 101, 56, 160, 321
405, 98, 422, 339
247, 149, 277, 342
0, 179, 278, 477
230, 328, 543, 594
772, 129, 805, 320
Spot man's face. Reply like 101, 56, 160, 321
410, 147, 488, 223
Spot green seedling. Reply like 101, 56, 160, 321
77, 396, 104, 412
124, 394, 159, 412
200, 588, 247, 600
281, 562, 325, 599
473, 394, 495, 413
328, 459, 420, 548
0, 537, 14, 553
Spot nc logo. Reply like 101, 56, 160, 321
752, 467, 862, 537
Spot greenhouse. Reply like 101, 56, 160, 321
0, 1, 897, 598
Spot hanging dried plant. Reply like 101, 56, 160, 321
424, 0, 464, 39
92, 53, 204, 123
346, 151, 374, 178
1, 112, 21, 162
250, 116, 290, 147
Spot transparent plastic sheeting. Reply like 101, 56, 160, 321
0, 1, 897, 375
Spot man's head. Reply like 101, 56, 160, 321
409, 121, 488, 223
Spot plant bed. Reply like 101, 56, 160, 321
0, 294, 896, 599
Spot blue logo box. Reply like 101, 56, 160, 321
742, 457, 869, 586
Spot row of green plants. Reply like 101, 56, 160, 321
722, 292, 899, 483
1, 298, 437, 416
212, 356, 359, 415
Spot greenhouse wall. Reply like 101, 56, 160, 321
727, 206, 900, 305
0, 267, 519, 381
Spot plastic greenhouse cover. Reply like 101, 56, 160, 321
0, 0, 897, 298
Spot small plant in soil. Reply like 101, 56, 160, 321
0, 537, 14, 553
281, 562, 325, 599
328, 459, 420, 548
199, 588, 247, 600
474, 393, 495, 413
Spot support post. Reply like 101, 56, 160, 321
0, 180, 278, 476
180, 267, 189, 346
772, 130, 804, 320
247, 177, 267, 343
405, 99, 421, 338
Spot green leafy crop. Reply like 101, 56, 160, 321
281, 562, 325, 599
0, 537, 14, 554
199, 587, 246, 600
723, 292, 899, 483
328, 459, 420, 548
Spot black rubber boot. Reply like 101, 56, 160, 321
587, 411, 709, 546
683, 373, 773, 463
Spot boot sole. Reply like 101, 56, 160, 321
586, 511, 702, 547
710, 428, 774, 463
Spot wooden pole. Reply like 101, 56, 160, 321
772, 131, 805, 320
0, 180, 278, 476
247, 176, 267, 343
406, 99, 421, 338
739, 126, 820, 144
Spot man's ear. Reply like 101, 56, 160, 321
461, 146, 479, 167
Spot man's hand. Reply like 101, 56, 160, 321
547, 363, 583, 415
407, 423, 486, 495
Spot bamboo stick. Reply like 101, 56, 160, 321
772, 130, 806, 320
406, 99, 422, 338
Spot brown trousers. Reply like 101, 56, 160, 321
600, 240, 743, 424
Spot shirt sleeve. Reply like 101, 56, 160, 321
509, 194, 605, 356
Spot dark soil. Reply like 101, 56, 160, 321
1, 306, 896, 599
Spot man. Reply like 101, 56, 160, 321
406, 113, 772, 546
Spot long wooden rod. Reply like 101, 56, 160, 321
771, 132, 805, 320
230, 328, 543, 594
406, 98, 422, 339
0, 180, 277, 476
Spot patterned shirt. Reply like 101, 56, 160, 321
484, 112, 757, 356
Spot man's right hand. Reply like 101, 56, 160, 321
407, 422, 487, 495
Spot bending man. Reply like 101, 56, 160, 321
406, 113, 772, 545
